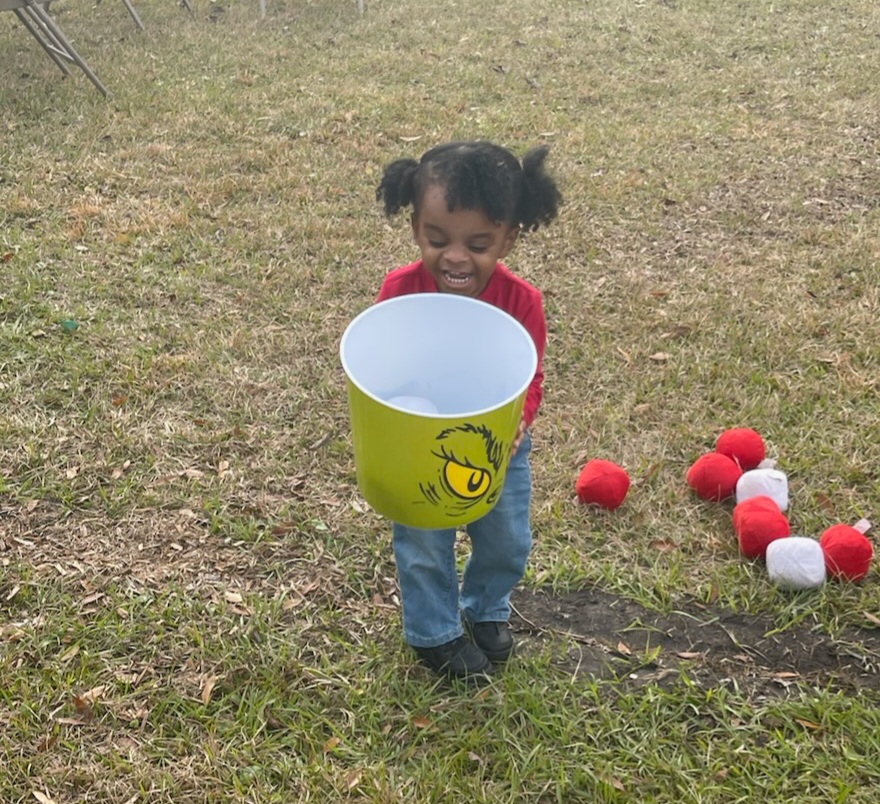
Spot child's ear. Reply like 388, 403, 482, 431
499, 225, 520, 258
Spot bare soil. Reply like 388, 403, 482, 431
512, 587, 880, 697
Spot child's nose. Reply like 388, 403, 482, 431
444, 244, 469, 264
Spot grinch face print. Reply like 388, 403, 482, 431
418, 423, 508, 519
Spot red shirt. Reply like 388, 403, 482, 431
377, 260, 546, 426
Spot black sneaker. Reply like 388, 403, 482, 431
467, 621, 514, 663
413, 636, 494, 683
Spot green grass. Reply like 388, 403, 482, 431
2, 0, 880, 801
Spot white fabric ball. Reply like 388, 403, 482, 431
766, 537, 826, 590
386, 395, 439, 415
736, 468, 789, 511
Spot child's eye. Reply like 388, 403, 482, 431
469, 245, 489, 253
428, 241, 446, 249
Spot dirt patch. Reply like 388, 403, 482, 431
511, 587, 880, 696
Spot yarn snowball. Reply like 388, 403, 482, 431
716, 428, 766, 471
686, 452, 742, 501
732, 495, 781, 533
765, 536, 826, 590
576, 459, 631, 510
735, 467, 789, 512
819, 524, 874, 582
733, 499, 790, 559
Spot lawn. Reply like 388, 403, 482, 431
1, 0, 879, 801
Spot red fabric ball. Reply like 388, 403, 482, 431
819, 525, 874, 581
716, 428, 766, 471
734, 505, 790, 559
686, 452, 743, 501
576, 459, 630, 510
732, 495, 781, 532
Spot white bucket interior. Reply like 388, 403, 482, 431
341, 294, 537, 417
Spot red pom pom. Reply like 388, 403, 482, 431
576, 459, 630, 510
686, 452, 743, 501
819, 525, 874, 581
716, 428, 766, 471
732, 495, 781, 532
734, 502, 790, 559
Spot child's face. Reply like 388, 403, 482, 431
411, 184, 518, 298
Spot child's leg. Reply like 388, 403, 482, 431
460, 432, 533, 624
392, 523, 463, 648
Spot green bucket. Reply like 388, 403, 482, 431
340, 293, 537, 529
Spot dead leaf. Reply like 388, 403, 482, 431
323, 736, 341, 753
814, 491, 836, 515
224, 590, 243, 604
863, 611, 880, 627
201, 675, 219, 705
412, 716, 431, 729
772, 671, 800, 679
32, 792, 58, 804
2, 252, 13, 263
59, 644, 80, 663
616, 641, 632, 656
36, 734, 58, 753
467, 751, 484, 764
73, 695, 94, 721
345, 770, 362, 790
795, 718, 823, 731
65, 466, 79, 480
399, 135, 423, 142
649, 352, 670, 362
80, 592, 104, 607
650, 539, 678, 552
80, 685, 106, 703
675, 651, 704, 660
111, 393, 128, 407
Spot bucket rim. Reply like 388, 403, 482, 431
339, 293, 538, 419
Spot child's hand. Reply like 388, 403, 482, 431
510, 418, 527, 456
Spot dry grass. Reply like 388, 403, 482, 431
2, 0, 880, 801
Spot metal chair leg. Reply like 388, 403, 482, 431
13, 5, 71, 75
26, 0, 110, 96
119, 0, 145, 29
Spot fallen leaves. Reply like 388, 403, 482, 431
201, 675, 220, 705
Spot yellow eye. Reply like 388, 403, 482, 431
444, 461, 491, 499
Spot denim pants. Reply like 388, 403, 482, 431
392, 432, 532, 648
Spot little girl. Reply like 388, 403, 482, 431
375, 140, 562, 683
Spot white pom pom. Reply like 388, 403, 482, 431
766, 537, 826, 590
735, 467, 789, 511
386, 395, 439, 415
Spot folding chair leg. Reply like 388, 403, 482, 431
27, 1, 110, 96
120, 0, 145, 30
13, 6, 71, 75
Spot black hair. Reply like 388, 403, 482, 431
376, 140, 562, 231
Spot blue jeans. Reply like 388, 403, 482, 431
392, 432, 533, 648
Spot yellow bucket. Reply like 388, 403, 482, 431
340, 294, 537, 529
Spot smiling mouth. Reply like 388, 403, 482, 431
442, 271, 473, 287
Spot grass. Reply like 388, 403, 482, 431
2, 0, 880, 801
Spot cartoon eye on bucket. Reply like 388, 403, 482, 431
444, 459, 491, 500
